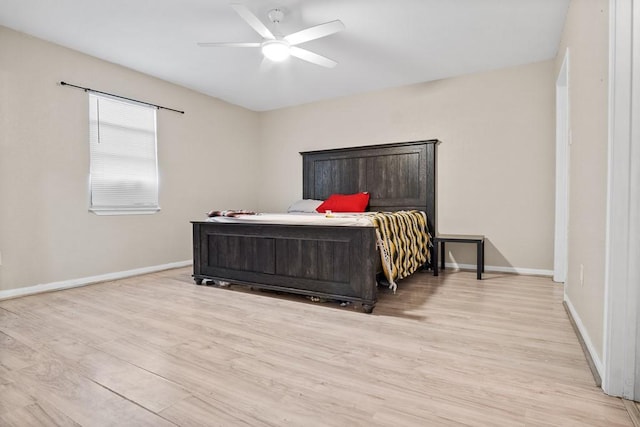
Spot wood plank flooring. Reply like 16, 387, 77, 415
0, 267, 633, 426
624, 399, 640, 427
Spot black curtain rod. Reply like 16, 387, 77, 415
60, 81, 185, 114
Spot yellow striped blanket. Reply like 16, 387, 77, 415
370, 210, 431, 292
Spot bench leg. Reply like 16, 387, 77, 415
433, 241, 439, 276
477, 241, 483, 280
440, 241, 446, 270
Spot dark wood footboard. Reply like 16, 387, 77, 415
192, 222, 379, 312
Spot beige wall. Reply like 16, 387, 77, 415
0, 24, 559, 293
0, 26, 260, 292
258, 61, 556, 272
556, 1, 609, 361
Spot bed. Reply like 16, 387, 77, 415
192, 139, 439, 313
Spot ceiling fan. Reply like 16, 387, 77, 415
197, 3, 345, 68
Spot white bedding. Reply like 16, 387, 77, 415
206, 212, 375, 227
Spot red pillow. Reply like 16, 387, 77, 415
316, 192, 370, 213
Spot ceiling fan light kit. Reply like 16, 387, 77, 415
261, 39, 290, 62
197, 3, 344, 68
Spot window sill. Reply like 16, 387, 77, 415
90, 207, 161, 216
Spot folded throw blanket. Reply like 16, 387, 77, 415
370, 210, 431, 292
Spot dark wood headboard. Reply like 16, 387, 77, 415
300, 139, 439, 236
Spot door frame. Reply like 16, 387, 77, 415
603, 0, 639, 400
554, 49, 570, 284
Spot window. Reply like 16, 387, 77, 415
88, 93, 159, 215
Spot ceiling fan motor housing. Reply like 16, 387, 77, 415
267, 9, 284, 24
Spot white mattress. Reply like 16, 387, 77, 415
206, 212, 375, 227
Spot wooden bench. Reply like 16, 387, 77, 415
432, 234, 485, 280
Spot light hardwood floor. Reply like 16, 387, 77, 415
0, 267, 633, 426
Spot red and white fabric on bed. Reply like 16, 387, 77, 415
206, 212, 375, 226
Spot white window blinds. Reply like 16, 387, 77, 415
89, 93, 160, 215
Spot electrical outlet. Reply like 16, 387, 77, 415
579, 264, 584, 286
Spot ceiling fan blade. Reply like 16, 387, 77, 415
230, 3, 275, 40
197, 42, 261, 47
290, 47, 337, 68
284, 20, 345, 46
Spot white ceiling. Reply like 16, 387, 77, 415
0, 0, 569, 111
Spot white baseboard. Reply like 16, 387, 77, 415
0, 260, 193, 301
443, 262, 553, 277
564, 295, 605, 379
2, 260, 550, 301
